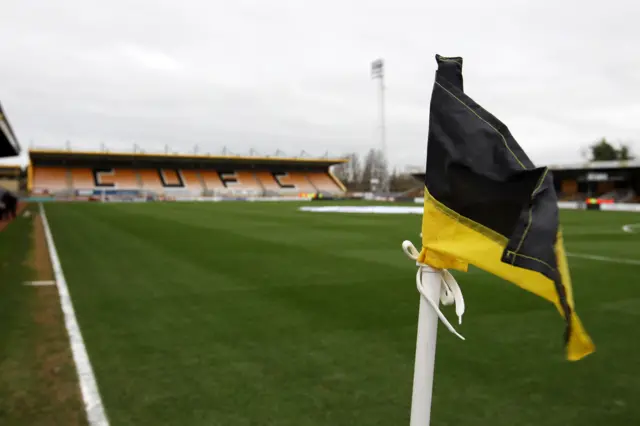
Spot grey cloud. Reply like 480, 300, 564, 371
1, 0, 639, 169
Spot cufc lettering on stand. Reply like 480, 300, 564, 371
159, 169, 185, 188
93, 169, 115, 187
273, 172, 295, 188
218, 170, 238, 187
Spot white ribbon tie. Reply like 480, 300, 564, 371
402, 240, 466, 340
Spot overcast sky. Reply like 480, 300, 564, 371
1, 0, 639, 169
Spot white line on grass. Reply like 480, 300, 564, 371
563, 229, 624, 236
622, 224, 640, 234
567, 252, 640, 266
23, 280, 56, 286
39, 203, 110, 426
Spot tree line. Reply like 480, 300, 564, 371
333, 138, 635, 193
331, 148, 420, 192
587, 138, 634, 161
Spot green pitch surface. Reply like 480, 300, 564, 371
42, 202, 640, 426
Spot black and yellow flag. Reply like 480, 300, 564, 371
418, 54, 595, 361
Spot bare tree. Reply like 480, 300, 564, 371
360, 149, 375, 188
358, 148, 390, 191
332, 157, 349, 184
334, 150, 424, 193
331, 152, 364, 190
347, 152, 362, 184
389, 167, 399, 191
373, 149, 389, 189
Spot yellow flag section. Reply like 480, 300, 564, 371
418, 188, 595, 361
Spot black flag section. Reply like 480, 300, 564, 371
418, 54, 594, 361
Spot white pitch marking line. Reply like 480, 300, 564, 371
567, 252, 640, 266
299, 205, 423, 214
39, 203, 110, 426
622, 224, 640, 234
23, 280, 56, 286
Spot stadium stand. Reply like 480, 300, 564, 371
0, 104, 21, 229
28, 149, 347, 199
0, 166, 22, 193
34, 167, 70, 192
253, 171, 284, 193
411, 161, 640, 204
307, 171, 348, 193
549, 160, 640, 202
0, 101, 20, 158
234, 170, 264, 192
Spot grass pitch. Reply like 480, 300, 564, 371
24, 202, 640, 424
0, 205, 85, 425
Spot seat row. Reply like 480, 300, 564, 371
32, 167, 344, 194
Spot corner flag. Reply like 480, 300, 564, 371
418, 54, 595, 361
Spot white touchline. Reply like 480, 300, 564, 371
567, 252, 640, 266
39, 203, 110, 426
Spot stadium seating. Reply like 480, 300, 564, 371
34, 167, 70, 192
33, 166, 344, 196
95, 168, 139, 189
138, 169, 165, 190
199, 171, 226, 191
306, 171, 344, 192
70, 168, 95, 190
559, 193, 585, 201
253, 171, 285, 192
179, 170, 205, 191
272, 172, 317, 193
599, 189, 637, 202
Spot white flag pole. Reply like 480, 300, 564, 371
410, 266, 441, 426
402, 241, 466, 426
